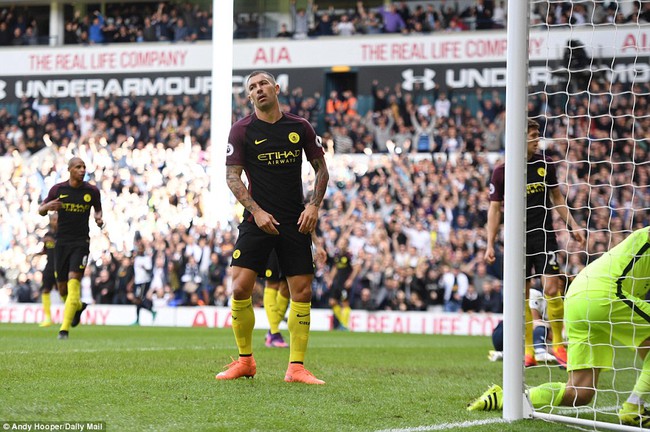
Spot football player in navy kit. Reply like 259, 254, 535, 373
216, 71, 329, 385
39, 157, 103, 340
484, 118, 584, 367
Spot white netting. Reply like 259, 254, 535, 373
526, 1, 650, 430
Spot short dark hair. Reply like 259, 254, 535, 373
246, 71, 276, 89
527, 118, 540, 131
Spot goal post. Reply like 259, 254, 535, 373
502, 0, 529, 421
209, 0, 234, 227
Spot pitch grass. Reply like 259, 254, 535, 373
0, 324, 635, 432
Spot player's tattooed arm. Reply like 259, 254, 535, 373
226, 165, 261, 214
309, 157, 329, 208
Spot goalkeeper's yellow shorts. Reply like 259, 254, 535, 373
565, 287, 650, 372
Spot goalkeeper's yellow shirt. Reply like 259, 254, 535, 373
567, 226, 650, 300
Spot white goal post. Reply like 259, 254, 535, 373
502, 0, 528, 421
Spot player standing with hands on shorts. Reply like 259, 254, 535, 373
39, 157, 103, 340
217, 70, 329, 384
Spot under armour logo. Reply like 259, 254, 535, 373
0, 81, 6, 100
401, 69, 436, 91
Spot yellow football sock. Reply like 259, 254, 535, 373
525, 302, 534, 357
42, 292, 51, 321
341, 305, 351, 327
545, 293, 565, 347
231, 297, 255, 356
332, 304, 343, 323
288, 301, 311, 363
275, 291, 289, 323
528, 382, 566, 408
60, 279, 81, 332
263, 287, 279, 333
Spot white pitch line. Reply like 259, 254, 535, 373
375, 417, 511, 432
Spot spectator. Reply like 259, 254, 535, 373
113, 254, 134, 305
92, 268, 115, 304
0, 21, 10, 45
434, 92, 451, 118
11, 27, 26, 45
155, 13, 173, 41
276, 23, 293, 38
353, 285, 377, 310
141, 16, 157, 42
356, 2, 383, 34
172, 17, 193, 42
410, 106, 437, 153
314, 13, 334, 36
461, 285, 482, 312
75, 93, 96, 138
334, 14, 356, 36
363, 110, 395, 153
88, 12, 105, 44
441, 263, 469, 312
376, 2, 407, 33
492, 1, 506, 28
482, 278, 503, 313
13, 273, 36, 302
290, 0, 313, 39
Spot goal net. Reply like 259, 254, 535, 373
514, 1, 650, 430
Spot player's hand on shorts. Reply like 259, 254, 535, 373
253, 210, 280, 235
298, 204, 319, 234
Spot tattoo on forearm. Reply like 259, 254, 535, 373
226, 166, 260, 213
309, 158, 329, 207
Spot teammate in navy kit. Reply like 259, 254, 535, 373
39, 157, 103, 340
216, 70, 329, 385
484, 119, 584, 366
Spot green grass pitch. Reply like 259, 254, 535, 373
0, 324, 634, 431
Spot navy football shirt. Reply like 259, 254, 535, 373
42, 180, 102, 244
226, 112, 324, 224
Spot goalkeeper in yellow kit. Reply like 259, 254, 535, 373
469, 226, 650, 427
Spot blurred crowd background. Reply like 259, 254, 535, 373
0, 0, 646, 46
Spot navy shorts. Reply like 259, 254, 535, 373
232, 221, 314, 277
329, 283, 349, 302
526, 233, 560, 277
42, 263, 57, 290
54, 241, 90, 282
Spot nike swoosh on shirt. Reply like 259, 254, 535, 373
59, 194, 69, 198
296, 313, 310, 318
254, 139, 268, 145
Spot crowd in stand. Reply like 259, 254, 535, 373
2, 1, 650, 46
2, 65, 650, 314
1, 0, 650, 315
61, 2, 213, 45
